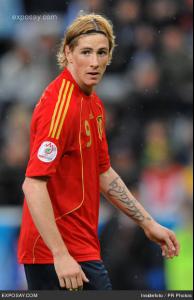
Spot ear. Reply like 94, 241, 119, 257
65, 45, 73, 64
107, 57, 111, 66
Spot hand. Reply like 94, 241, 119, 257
54, 254, 89, 290
144, 221, 180, 259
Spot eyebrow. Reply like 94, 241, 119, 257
80, 47, 109, 51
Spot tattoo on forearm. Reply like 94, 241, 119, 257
107, 177, 151, 223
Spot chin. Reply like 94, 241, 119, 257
89, 78, 101, 85
85, 80, 98, 87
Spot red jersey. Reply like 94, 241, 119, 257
18, 69, 111, 264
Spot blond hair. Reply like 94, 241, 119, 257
57, 13, 116, 69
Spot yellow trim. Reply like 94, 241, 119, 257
32, 98, 85, 264
56, 84, 74, 140
96, 102, 104, 117
56, 97, 85, 221
51, 81, 71, 139
49, 79, 66, 137
32, 235, 41, 264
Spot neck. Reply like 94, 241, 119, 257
67, 65, 93, 96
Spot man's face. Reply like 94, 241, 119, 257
66, 34, 110, 93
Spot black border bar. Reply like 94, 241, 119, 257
0, 291, 193, 300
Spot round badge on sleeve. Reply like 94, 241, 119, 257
38, 141, 58, 163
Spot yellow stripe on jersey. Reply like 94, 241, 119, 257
56, 83, 74, 140
49, 79, 66, 137
51, 81, 71, 139
49, 80, 74, 140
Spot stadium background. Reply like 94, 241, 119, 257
0, 0, 193, 290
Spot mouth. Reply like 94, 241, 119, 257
87, 72, 100, 76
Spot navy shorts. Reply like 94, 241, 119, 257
24, 261, 112, 290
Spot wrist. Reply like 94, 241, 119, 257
140, 216, 156, 232
52, 247, 70, 259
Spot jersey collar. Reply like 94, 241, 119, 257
62, 68, 95, 99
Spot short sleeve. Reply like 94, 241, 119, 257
26, 79, 74, 178
99, 104, 111, 174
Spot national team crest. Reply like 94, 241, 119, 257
96, 116, 103, 141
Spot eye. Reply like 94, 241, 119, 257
81, 50, 91, 56
98, 50, 108, 57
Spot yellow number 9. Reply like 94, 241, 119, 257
85, 120, 92, 148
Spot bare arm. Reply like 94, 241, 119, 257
23, 177, 89, 290
100, 167, 180, 259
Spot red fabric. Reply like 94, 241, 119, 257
18, 69, 111, 264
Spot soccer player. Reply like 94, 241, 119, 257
18, 14, 180, 291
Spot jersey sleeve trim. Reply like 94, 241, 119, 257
48, 79, 66, 137
48, 79, 74, 140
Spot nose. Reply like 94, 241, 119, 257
90, 54, 99, 68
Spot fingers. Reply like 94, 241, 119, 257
161, 244, 173, 259
161, 230, 180, 259
166, 237, 176, 258
77, 273, 84, 290
54, 256, 88, 291
61, 276, 82, 291
65, 277, 81, 291
66, 276, 85, 291
65, 277, 72, 290
161, 244, 167, 257
59, 277, 66, 289
169, 231, 180, 256
70, 277, 78, 290
59, 271, 88, 291
81, 270, 89, 283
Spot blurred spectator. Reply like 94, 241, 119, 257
100, 118, 193, 290
111, 146, 139, 185
84, 0, 105, 13
0, 17, 62, 105
64, 0, 112, 29
0, 41, 50, 105
23, 0, 67, 14
140, 121, 187, 229
170, 117, 193, 165
159, 26, 193, 103
130, 60, 160, 95
0, 104, 30, 206
0, 103, 30, 290
100, 186, 166, 290
146, 0, 179, 27
178, 0, 193, 32
108, 0, 141, 73
0, 0, 23, 38
134, 24, 156, 52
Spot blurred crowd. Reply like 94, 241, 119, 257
0, 0, 193, 291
